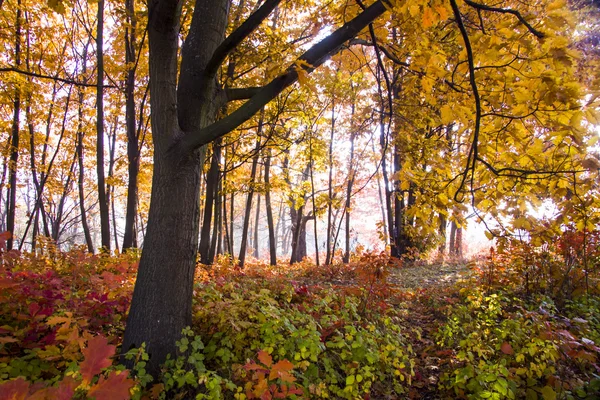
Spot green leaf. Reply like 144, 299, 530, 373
541, 386, 556, 400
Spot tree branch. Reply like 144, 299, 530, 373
204, 0, 283, 80
177, 0, 392, 154
0, 66, 111, 88
450, 0, 482, 201
463, 0, 545, 38
225, 86, 264, 101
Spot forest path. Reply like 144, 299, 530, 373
387, 259, 473, 290
385, 260, 474, 399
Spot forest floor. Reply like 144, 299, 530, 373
387, 259, 472, 290
387, 261, 473, 399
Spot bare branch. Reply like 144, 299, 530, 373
463, 0, 545, 38
0, 66, 112, 88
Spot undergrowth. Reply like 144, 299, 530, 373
0, 230, 599, 399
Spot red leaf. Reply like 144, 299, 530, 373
80, 335, 116, 384
269, 360, 296, 383
257, 350, 273, 367
0, 231, 11, 252
46, 376, 79, 400
0, 377, 30, 400
0, 278, 18, 290
87, 371, 134, 400
501, 342, 514, 355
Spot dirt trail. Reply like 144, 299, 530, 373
387, 260, 472, 290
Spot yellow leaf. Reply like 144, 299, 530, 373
440, 105, 454, 124
435, 5, 449, 21
409, 4, 420, 18
422, 7, 437, 29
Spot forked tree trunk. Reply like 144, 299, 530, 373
123, 0, 391, 376
122, 0, 228, 376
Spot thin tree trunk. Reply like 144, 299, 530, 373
449, 220, 457, 255
208, 176, 221, 263
264, 149, 276, 265
309, 139, 320, 266
343, 131, 355, 264
108, 120, 119, 252
77, 49, 94, 252
199, 141, 220, 264
7, 0, 21, 249
438, 213, 447, 255
239, 132, 261, 267
253, 191, 261, 259
122, 0, 140, 251
96, 0, 110, 250
325, 103, 335, 265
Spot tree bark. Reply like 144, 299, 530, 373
264, 149, 276, 265
122, 0, 227, 376
122, 0, 140, 251
96, 0, 110, 250
7, 0, 21, 250
199, 141, 220, 264
76, 45, 94, 253
343, 131, 356, 264
253, 191, 261, 259
325, 102, 335, 265
239, 133, 261, 267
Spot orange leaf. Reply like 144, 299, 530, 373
87, 371, 134, 400
257, 350, 273, 367
501, 342, 514, 355
269, 360, 296, 383
0, 377, 29, 400
80, 335, 116, 384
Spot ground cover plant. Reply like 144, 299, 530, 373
1, 228, 599, 399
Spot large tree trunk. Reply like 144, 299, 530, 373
122, 0, 228, 376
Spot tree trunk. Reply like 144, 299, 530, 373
123, 0, 392, 375
76, 46, 94, 252
7, 0, 21, 250
449, 220, 457, 255
208, 172, 222, 263
122, 0, 228, 376
199, 141, 220, 264
343, 131, 355, 264
438, 213, 447, 255
325, 102, 335, 265
264, 149, 276, 265
239, 134, 261, 267
96, 0, 110, 250
253, 191, 261, 259
122, 0, 140, 251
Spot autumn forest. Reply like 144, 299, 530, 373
1, 0, 600, 398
